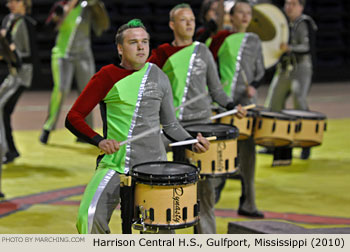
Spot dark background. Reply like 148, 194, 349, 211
0, 0, 349, 90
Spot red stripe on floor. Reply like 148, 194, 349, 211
215, 209, 350, 225
0, 186, 85, 216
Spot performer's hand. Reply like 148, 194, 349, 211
9, 43, 16, 51
246, 85, 256, 98
0, 29, 6, 37
192, 133, 209, 153
280, 43, 289, 53
235, 104, 247, 119
98, 139, 120, 154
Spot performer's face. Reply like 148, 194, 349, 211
170, 8, 196, 40
284, 0, 304, 21
6, 0, 25, 15
230, 2, 252, 32
205, 1, 219, 22
118, 28, 150, 70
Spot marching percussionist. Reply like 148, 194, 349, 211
65, 19, 209, 234
148, 3, 245, 234
40, 0, 110, 144
264, 0, 317, 161
207, 0, 265, 218
0, 0, 38, 197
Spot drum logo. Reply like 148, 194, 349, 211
172, 187, 184, 222
217, 142, 226, 171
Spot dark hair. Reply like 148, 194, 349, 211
115, 19, 147, 46
169, 3, 192, 21
199, 0, 218, 24
229, 0, 252, 16
298, 0, 306, 7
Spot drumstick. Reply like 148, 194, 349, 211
175, 92, 208, 111
169, 136, 217, 147
241, 68, 249, 87
119, 127, 161, 146
210, 104, 256, 120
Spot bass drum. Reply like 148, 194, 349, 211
247, 3, 289, 69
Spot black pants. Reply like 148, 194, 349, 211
3, 86, 26, 155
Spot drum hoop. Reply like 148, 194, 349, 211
130, 161, 199, 185
185, 123, 240, 140
258, 111, 298, 121
281, 109, 327, 120
140, 218, 199, 230
200, 170, 239, 178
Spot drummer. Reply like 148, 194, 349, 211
148, 3, 245, 233
207, 0, 265, 218
264, 0, 317, 160
65, 19, 209, 234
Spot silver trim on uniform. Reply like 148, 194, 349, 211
87, 169, 116, 234
231, 34, 249, 100
124, 63, 152, 174
179, 42, 200, 120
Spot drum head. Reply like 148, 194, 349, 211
185, 123, 239, 140
251, 3, 289, 69
131, 161, 199, 185
259, 111, 297, 121
282, 109, 327, 120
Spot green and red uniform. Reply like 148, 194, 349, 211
66, 63, 192, 233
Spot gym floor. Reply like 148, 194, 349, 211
0, 82, 349, 234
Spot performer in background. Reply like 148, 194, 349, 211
148, 3, 245, 233
208, 0, 265, 218
0, 0, 38, 165
65, 19, 209, 234
40, 0, 109, 144
264, 0, 317, 161
195, 0, 224, 43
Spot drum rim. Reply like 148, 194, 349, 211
281, 109, 327, 120
130, 161, 199, 185
257, 111, 298, 121
136, 218, 199, 230
184, 123, 240, 140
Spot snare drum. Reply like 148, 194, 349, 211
184, 123, 239, 177
282, 109, 327, 147
131, 161, 199, 230
212, 107, 255, 140
254, 111, 297, 147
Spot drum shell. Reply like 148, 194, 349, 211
282, 110, 327, 147
214, 113, 255, 141
184, 123, 239, 177
254, 113, 296, 147
185, 139, 238, 177
134, 182, 198, 228
131, 161, 199, 229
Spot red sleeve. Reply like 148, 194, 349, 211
148, 43, 183, 69
209, 30, 232, 61
148, 46, 168, 69
65, 65, 131, 146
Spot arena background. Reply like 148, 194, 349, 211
0, 0, 349, 234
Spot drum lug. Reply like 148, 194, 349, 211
132, 206, 152, 232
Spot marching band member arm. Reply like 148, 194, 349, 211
288, 21, 310, 54
159, 70, 193, 143
251, 39, 265, 89
159, 69, 209, 152
204, 45, 233, 109
65, 67, 117, 147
